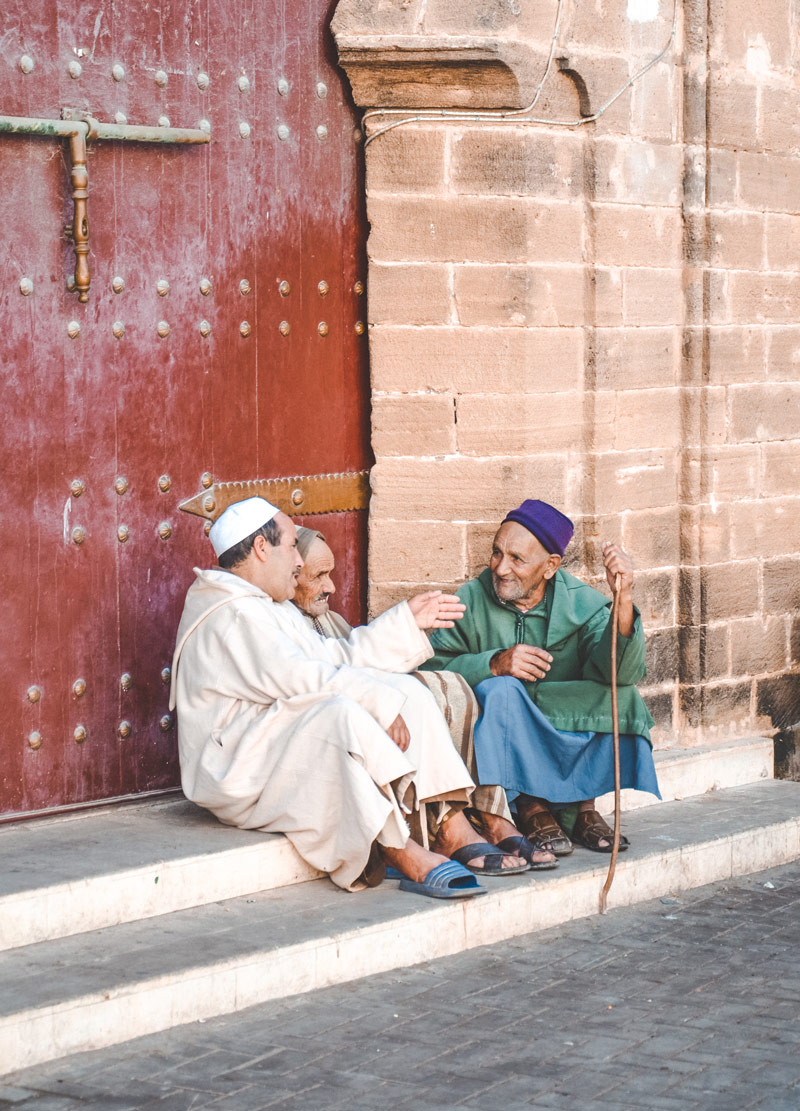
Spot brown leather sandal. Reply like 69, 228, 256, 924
518, 809, 573, 857
572, 809, 629, 853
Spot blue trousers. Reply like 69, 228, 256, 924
473, 677, 660, 805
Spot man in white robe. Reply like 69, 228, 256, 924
171, 498, 524, 893
289, 527, 558, 872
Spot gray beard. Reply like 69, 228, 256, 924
492, 573, 526, 602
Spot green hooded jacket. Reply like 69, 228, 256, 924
422, 568, 654, 742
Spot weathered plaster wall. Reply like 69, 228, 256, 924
333, 0, 800, 764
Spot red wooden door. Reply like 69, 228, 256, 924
1, 0, 370, 818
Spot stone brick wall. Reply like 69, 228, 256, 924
333, 0, 800, 768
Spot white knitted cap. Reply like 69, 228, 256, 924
209, 497, 281, 557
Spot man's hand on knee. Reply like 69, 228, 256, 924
386, 714, 410, 751
490, 645, 553, 682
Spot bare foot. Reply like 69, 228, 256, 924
380, 838, 450, 884
433, 810, 524, 871
472, 810, 557, 868
515, 795, 555, 823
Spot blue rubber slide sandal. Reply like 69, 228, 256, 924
398, 860, 487, 899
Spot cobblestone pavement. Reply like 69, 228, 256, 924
3, 861, 800, 1111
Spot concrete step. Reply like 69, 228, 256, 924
0, 736, 773, 953
0, 797, 320, 953
1, 779, 798, 1077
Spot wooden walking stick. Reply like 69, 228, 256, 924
599, 571, 622, 915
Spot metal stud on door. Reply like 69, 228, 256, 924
0, 0, 370, 818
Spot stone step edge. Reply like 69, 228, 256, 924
3, 800, 798, 1076
0, 834, 321, 954
596, 735, 773, 816
0, 736, 773, 953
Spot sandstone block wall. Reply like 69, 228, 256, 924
333, 0, 800, 769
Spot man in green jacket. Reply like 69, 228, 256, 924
421, 499, 660, 856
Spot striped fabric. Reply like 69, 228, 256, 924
412, 670, 512, 822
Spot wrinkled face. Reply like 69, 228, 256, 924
255, 513, 303, 603
489, 521, 561, 608
292, 537, 336, 617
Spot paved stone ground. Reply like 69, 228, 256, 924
3, 861, 800, 1111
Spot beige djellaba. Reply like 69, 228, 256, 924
170, 568, 475, 890
308, 609, 513, 822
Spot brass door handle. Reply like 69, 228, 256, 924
0, 112, 210, 301
68, 127, 90, 301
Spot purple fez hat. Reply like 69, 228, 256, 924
502, 499, 574, 557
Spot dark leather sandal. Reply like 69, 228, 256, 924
571, 809, 629, 853
450, 841, 530, 876
496, 835, 559, 871
518, 809, 573, 857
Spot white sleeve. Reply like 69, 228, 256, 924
208, 603, 409, 730
321, 602, 434, 673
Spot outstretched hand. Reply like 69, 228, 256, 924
408, 590, 466, 629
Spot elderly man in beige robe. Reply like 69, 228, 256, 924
171, 498, 528, 898
290, 526, 558, 871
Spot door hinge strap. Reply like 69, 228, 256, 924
179, 471, 372, 522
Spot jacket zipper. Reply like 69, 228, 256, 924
515, 612, 525, 645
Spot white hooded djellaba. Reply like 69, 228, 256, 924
170, 568, 474, 890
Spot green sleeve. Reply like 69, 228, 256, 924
579, 606, 647, 686
422, 620, 497, 689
